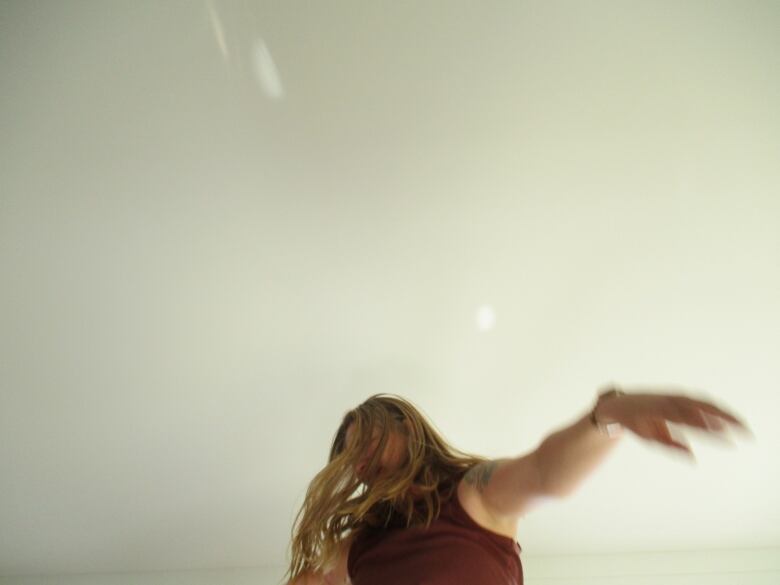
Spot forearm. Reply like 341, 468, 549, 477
534, 410, 621, 498
478, 388, 742, 519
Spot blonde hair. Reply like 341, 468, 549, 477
284, 394, 487, 582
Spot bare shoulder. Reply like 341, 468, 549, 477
457, 461, 519, 540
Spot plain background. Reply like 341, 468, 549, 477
1, 1, 779, 583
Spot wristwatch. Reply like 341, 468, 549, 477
590, 386, 624, 437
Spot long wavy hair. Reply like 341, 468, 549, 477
284, 394, 487, 582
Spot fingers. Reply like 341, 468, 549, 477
666, 399, 710, 430
689, 400, 747, 429
621, 391, 750, 456
665, 397, 747, 433
653, 419, 693, 455
628, 418, 693, 455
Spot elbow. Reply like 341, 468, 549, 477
539, 474, 579, 499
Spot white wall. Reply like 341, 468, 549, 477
2, 549, 778, 585
2, 0, 778, 578
526, 548, 780, 584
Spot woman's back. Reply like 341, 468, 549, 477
346, 479, 522, 585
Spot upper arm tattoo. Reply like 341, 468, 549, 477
464, 461, 498, 492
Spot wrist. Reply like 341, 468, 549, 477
590, 386, 624, 437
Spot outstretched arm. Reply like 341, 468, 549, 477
463, 387, 747, 522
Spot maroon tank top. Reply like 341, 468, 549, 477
347, 483, 523, 584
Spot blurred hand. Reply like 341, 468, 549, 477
596, 389, 749, 455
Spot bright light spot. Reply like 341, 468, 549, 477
206, 0, 229, 61
475, 305, 496, 331
253, 39, 285, 100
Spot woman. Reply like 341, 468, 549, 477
285, 387, 746, 584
